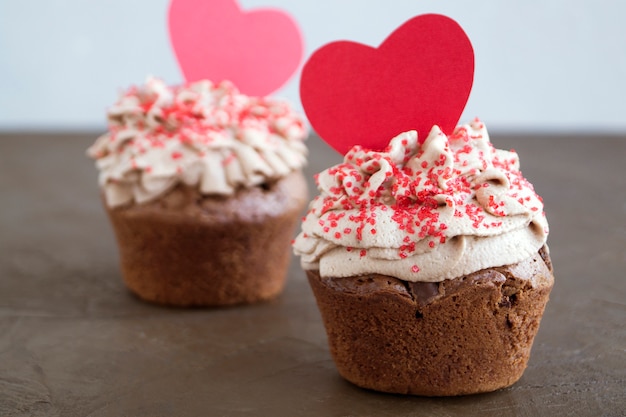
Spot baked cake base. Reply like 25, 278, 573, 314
106, 171, 307, 307
306, 247, 554, 396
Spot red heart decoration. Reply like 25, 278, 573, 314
300, 14, 474, 155
168, 0, 303, 96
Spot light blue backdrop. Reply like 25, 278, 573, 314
0, 0, 624, 132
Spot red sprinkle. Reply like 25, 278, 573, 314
303, 119, 545, 266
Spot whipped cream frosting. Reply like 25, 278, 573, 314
88, 77, 307, 207
293, 119, 549, 282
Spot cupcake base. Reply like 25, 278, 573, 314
106, 171, 307, 307
306, 247, 554, 396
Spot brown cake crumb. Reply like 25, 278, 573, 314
306, 248, 554, 396
106, 170, 307, 307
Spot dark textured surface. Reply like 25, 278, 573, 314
0, 132, 625, 416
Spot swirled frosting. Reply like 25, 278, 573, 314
87, 77, 307, 207
293, 119, 549, 282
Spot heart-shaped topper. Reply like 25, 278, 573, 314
300, 14, 474, 155
168, 0, 303, 96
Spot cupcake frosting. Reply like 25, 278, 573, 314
88, 77, 308, 207
293, 119, 549, 282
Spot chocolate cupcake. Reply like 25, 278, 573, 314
293, 120, 553, 395
89, 78, 308, 306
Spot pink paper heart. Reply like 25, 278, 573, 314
168, 0, 303, 96
300, 14, 474, 155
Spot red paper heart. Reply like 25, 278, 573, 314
168, 0, 303, 96
300, 14, 474, 155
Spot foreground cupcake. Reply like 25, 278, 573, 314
88, 77, 308, 306
293, 119, 554, 396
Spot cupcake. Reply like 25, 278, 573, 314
293, 119, 554, 396
88, 77, 308, 307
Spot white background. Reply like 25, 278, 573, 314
0, 0, 624, 132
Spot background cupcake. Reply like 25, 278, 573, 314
88, 77, 308, 306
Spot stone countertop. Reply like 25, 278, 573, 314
0, 132, 624, 417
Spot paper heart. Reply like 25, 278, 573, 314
168, 0, 303, 96
300, 14, 474, 155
